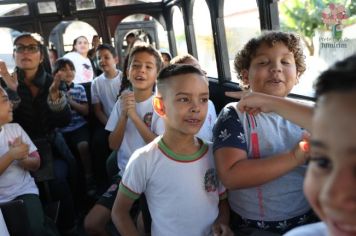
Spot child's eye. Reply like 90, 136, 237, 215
282, 60, 291, 65
178, 97, 189, 102
309, 156, 332, 170
201, 98, 209, 103
258, 60, 268, 65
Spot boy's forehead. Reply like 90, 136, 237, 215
167, 73, 208, 90
255, 41, 292, 55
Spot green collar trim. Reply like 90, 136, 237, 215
158, 138, 208, 162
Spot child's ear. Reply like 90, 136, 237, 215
153, 96, 165, 117
241, 69, 249, 85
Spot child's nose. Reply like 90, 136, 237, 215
190, 101, 200, 113
270, 63, 282, 73
320, 168, 356, 211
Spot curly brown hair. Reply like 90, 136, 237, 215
234, 31, 306, 89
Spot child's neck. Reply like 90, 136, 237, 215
133, 88, 153, 103
162, 130, 201, 155
104, 69, 118, 79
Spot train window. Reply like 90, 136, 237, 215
62, 21, 98, 52
37, 1, 57, 14
223, 0, 260, 82
172, 6, 188, 55
105, 0, 161, 7
0, 3, 29, 17
193, 0, 217, 77
0, 27, 20, 72
279, 0, 356, 97
76, 0, 96, 11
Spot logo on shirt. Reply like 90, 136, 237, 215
143, 112, 153, 128
204, 168, 218, 192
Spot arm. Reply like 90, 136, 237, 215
68, 98, 89, 116
129, 112, 158, 144
18, 151, 40, 172
108, 115, 128, 150
112, 191, 139, 236
225, 91, 313, 132
215, 143, 307, 189
0, 137, 29, 175
0, 60, 18, 91
212, 199, 233, 236
93, 102, 108, 125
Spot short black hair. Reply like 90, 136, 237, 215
96, 43, 117, 57
156, 64, 205, 95
315, 54, 356, 98
52, 58, 75, 75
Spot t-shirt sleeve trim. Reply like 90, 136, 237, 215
119, 182, 140, 200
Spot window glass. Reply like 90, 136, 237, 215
62, 21, 98, 52
105, 0, 161, 7
279, 0, 356, 97
0, 3, 29, 17
193, 0, 217, 77
172, 6, 188, 55
224, 0, 260, 82
120, 14, 168, 49
38, 1, 57, 14
0, 27, 21, 72
76, 0, 96, 10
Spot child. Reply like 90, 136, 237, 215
84, 44, 164, 236
0, 86, 58, 235
112, 64, 232, 236
226, 55, 356, 236
171, 53, 217, 141
53, 58, 94, 195
91, 44, 122, 126
90, 44, 122, 183
213, 31, 313, 234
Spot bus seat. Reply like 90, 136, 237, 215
0, 200, 31, 236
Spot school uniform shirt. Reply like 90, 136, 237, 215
196, 99, 217, 141
64, 52, 94, 84
59, 83, 87, 133
91, 72, 122, 118
105, 95, 164, 176
284, 222, 327, 236
119, 137, 227, 236
213, 103, 310, 221
0, 123, 38, 203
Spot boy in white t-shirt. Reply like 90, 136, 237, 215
90, 44, 122, 185
112, 64, 232, 236
0, 86, 58, 235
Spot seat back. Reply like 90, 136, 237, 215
0, 200, 31, 236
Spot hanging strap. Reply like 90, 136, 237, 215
248, 114, 265, 220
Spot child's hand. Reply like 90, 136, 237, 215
8, 137, 29, 161
49, 72, 63, 101
225, 91, 276, 115
212, 222, 233, 236
291, 132, 311, 165
120, 92, 135, 117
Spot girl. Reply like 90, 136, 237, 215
84, 44, 164, 236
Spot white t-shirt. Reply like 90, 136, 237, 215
91, 72, 122, 118
197, 99, 217, 141
63, 51, 94, 83
120, 137, 226, 236
284, 222, 327, 236
0, 123, 38, 203
105, 95, 164, 175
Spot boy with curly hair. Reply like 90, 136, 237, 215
213, 31, 315, 235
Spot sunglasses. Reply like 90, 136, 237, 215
14, 44, 40, 53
